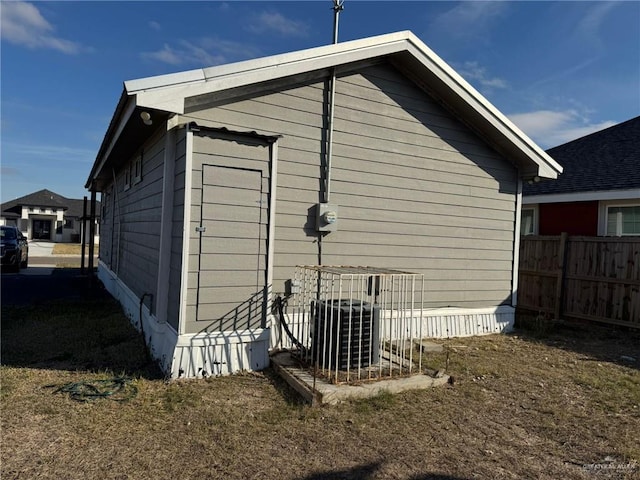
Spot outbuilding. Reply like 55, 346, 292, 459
86, 31, 562, 378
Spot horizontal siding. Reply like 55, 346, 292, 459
97, 128, 167, 311
181, 62, 517, 309
117, 131, 166, 302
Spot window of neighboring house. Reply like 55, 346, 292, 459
64, 218, 75, 229
606, 205, 640, 236
56, 220, 63, 234
133, 154, 142, 185
520, 207, 537, 235
124, 163, 131, 191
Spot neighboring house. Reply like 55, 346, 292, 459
85, 31, 562, 378
522, 116, 640, 236
0, 189, 100, 243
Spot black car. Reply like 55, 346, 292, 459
1, 225, 29, 271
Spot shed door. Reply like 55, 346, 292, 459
197, 165, 267, 331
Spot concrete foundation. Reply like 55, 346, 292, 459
271, 351, 450, 405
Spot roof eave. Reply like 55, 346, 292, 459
85, 89, 133, 189
89, 30, 562, 187
399, 36, 562, 179
85, 91, 171, 191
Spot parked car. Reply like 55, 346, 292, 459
1, 225, 28, 271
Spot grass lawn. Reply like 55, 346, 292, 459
52, 243, 100, 256
51, 243, 83, 255
1, 298, 639, 480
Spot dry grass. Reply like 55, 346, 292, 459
52, 243, 83, 255
2, 300, 639, 480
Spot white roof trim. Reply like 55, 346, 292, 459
92, 30, 562, 185
86, 96, 136, 188
131, 34, 410, 114
523, 188, 640, 204
401, 39, 562, 178
126, 32, 411, 94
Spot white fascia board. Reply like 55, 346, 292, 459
125, 69, 206, 93
201, 31, 412, 79
133, 34, 411, 115
123, 29, 562, 179
87, 96, 136, 186
135, 92, 185, 114
403, 35, 562, 179
523, 188, 640, 204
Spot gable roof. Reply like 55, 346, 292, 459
86, 31, 562, 189
0, 189, 99, 219
524, 116, 640, 202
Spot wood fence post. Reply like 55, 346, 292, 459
554, 232, 569, 320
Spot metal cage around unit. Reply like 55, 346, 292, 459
281, 266, 426, 384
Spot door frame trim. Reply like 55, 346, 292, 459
180, 125, 279, 335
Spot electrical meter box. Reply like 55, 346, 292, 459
316, 203, 339, 232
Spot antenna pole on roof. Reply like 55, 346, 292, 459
332, 0, 344, 44
323, 0, 344, 205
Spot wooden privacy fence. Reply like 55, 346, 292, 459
518, 234, 640, 328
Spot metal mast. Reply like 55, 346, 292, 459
324, 0, 344, 204
332, 0, 345, 44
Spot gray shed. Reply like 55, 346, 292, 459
85, 31, 562, 378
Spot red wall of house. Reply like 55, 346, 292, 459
539, 201, 598, 236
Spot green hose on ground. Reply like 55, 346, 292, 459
48, 377, 138, 402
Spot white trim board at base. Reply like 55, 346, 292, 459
418, 305, 514, 338
271, 305, 515, 352
97, 261, 178, 374
173, 329, 270, 379
97, 260, 512, 378
98, 260, 271, 379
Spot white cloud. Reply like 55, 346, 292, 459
431, 2, 507, 41
144, 44, 182, 65
509, 110, 616, 148
142, 38, 260, 67
575, 1, 619, 50
457, 61, 508, 92
4, 142, 95, 163
142, 41, 226, 67
149, 20, 161, 31
198, 38, 261, 60
0, 1, 84, 54
246, 11, 309, 37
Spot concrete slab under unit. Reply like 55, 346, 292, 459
270, 351, 450, 405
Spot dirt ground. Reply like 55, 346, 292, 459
1, 298, 639, 480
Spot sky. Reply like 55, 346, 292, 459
1, 0, 639, 203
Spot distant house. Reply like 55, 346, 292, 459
85, 31, 561, 378
522, 116, 640, 236
0, 189, 100, 243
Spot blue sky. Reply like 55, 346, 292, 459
1, 1, 639, 203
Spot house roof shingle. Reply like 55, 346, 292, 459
523, 116, 640, 197
0, 189, 99, 219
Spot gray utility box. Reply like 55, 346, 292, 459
315, 203, 338, 232
311, 299, 380, 370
